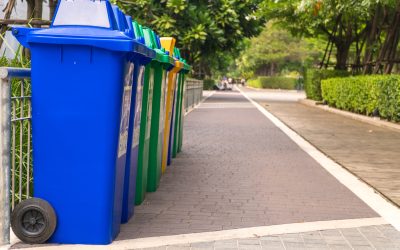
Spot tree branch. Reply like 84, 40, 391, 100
0, 19, 51, 25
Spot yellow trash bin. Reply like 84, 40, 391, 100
160, 37, 183, 174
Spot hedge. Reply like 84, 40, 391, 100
247, 76, 297, 90
304, 69, 350, 101
321, 75, 400, 122
203, 79, 215, 90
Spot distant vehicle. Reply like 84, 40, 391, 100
214, 78, 233, 91
213, 77, 247, 90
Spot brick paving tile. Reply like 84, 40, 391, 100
242, 86, 400, 207
118, 91, 378, 241
136, 225, 400, 250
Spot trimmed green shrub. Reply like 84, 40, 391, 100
322, 75, 400, 121
304, 69, 350, 101
203, 78, 215, 90
247, 76, 297, 90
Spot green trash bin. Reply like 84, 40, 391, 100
136, 29, 174, 198
133, 24, 153, 205
175, 59, 191, 154
172, 50, 190, 158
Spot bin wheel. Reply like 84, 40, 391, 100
11, 198, 57, 244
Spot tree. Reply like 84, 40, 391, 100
261, 0, 374, 70
26, 0, 43, 26
261, 0, 400, 74
49, 0, 58, 20
114, 0, 266, 78
236, 22, 324, 77
0, 0, 17, 49
372, 0, 400, 73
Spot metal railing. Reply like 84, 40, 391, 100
184, 78, 203, 112
0, 67, 32, 247
0, 69, 201, 247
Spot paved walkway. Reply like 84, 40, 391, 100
240, 87, 400, 207
139, 224, 400, 250
87, 90, 400, 250
12, 89, 400, 250
117, 91, 377, 240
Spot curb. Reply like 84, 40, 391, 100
299, 99, 400, 132
243, 86, 303, 93
237, 86, 400, 232
184, 91, 215, 116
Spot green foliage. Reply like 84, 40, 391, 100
203, 78, 215, 90
304, 69, 350, 100
115, 0, 266, 77
322, 75, 400, 121
378, 77, 400, 120
1, 56, 32, 203
247, 76, 297, 90
236, 22, 324, 77
259, 0, 399, 70
261, 0, 376, 38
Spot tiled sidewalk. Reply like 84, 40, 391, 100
240, 86, 400, 207
117, 91, 377, 240
12, 90, 400, 250
142, 225, 400, 250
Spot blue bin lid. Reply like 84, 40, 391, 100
12, 0, 145, 53
125, 16, 134, 39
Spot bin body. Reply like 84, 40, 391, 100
169, 50, 187, 163
129, 25, 157, 208
133, 65, 154, 205
146, 64, 169, 192
167, 74, 179, 165
121, 16, 155, 225
134, 29, 174, 195
172, 72, 184, 157
121, 62, 146, 223
161, 61, 183, 173
31, 44, 132, 244
12, 0, 147, 244
178, 73, 188, 153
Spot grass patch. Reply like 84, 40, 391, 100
247, 76, 297, 90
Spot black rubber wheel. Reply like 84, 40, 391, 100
11, 198, 57, 244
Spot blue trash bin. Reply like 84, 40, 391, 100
12, 0, 152, 244
167, 51, 182, 166
167, 85, 178, 166
121, 21, 155, 223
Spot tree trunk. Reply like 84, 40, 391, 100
335, 41, 351, 70
363, 4, 381, 74
334, 22, 352, 71
27, 0, 35, 19
0, 0, 16, 49
33, 0, 43, 28
34, 0, 43, 19
374, 2, 400, 74
24, 0, 35, 59
354, 22, 366, 74
49, 0, 58, 21
384, 5, 400, 74
384, 27, 400, 74
320, 14, 342, 69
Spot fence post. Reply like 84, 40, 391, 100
200, 80, 203, 100
0, 69, 11, 247
192, 81, 195, 108
196, 82, 200, 105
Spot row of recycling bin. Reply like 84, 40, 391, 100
11, 0, 191, 245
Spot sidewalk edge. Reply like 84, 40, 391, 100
236, 86, 400, 232
13, 217, 387, 250
184, 91, 215, 116
299, 99, 400, 132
